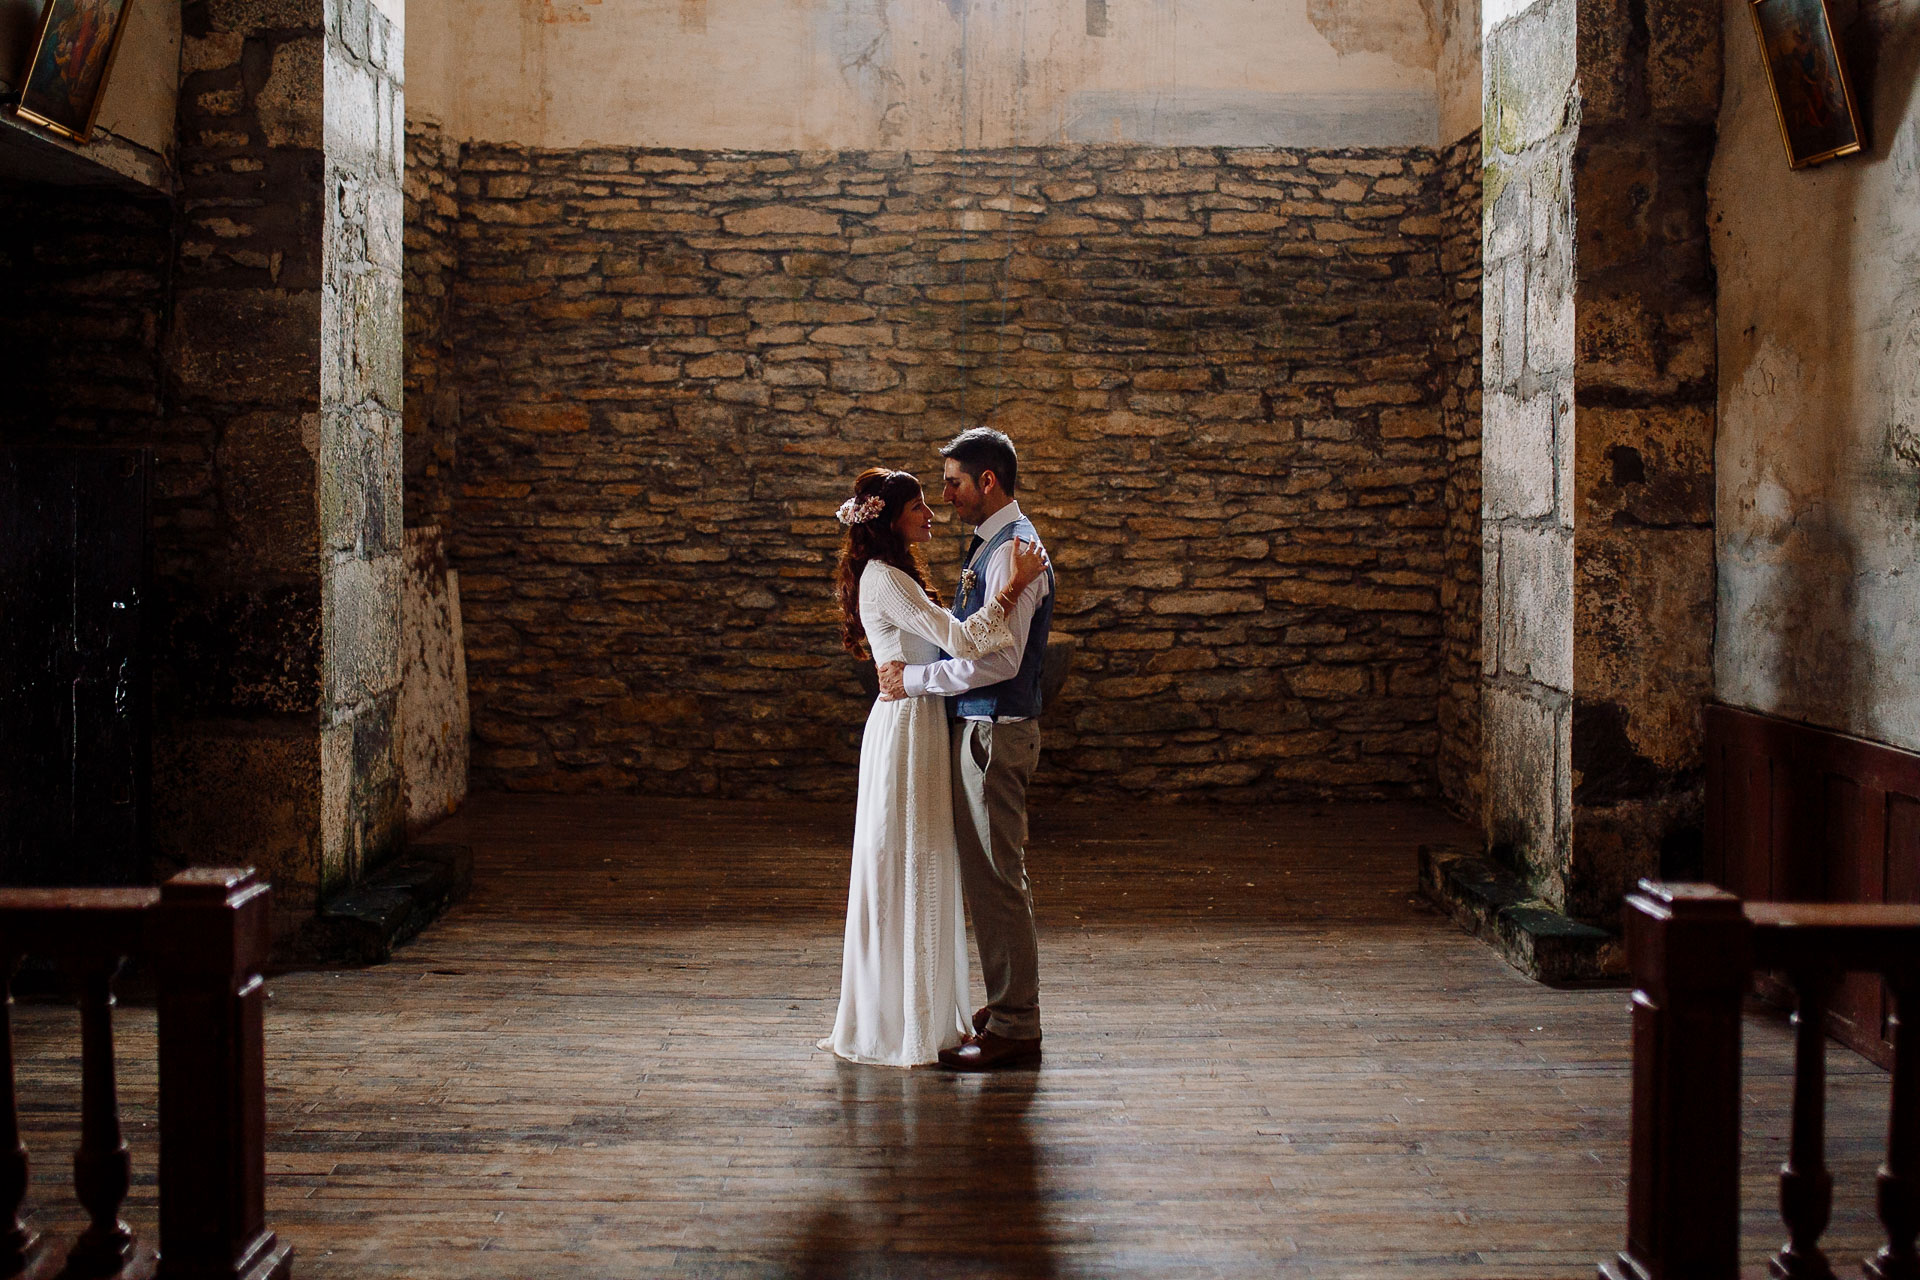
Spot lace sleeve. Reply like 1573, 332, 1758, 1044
870, 564, 1016, 659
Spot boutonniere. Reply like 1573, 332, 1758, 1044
959, 568, 979, 597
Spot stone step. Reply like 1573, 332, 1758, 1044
1418, 843, 1624, 984
297, 842, 474, 966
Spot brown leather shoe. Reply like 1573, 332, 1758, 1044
972, 1006, 991, 1035
939, 1030, 1042, 1072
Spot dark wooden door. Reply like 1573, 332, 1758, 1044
0, 447, 150, 886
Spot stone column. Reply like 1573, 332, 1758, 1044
162, 0, 405, 933
1478, 0, 1717, 950
1482, 0, 1579, 918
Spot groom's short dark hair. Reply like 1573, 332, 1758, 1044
940, 428, 1018, 495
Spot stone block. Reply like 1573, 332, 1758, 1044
830, 362, 902, 392
170, 287, 322, 405
1646, 0, 1722, 126
1484, 0, 1577, 156
1481, 251, 1510, 387
686, 353, 747, 379
182, 31, 246, 73
1574, 0, 1632, 128
220, 409, 320, 573
324, 267, 404, 410
1497, 256, 1526, 389
319, 718, 354, 890
1575, 292, 1711, 399
1575, 405, 1713, 529
1496, 525, 1573, 691
321, 404, 402, 556
1571, 141, 1656, 276
367, 182, 404, 272
323, 46, 381, 168
1105, 170, 1218, 195
160, 582, 324, 715
325, 551, 402, 710
722, 206, 841, 236
258, 36, 324, 150
207, 0, 320, 31
1483, 685, 1564, 890
1571, 525, 1713, 771
1147, 592, 1263, 616
1482, 390, 1554, 520
1524, 165, 1574, 372
400, 527, 469, 834
333, 0, 367, 60
152, 723, 322, 921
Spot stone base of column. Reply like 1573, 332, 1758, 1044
284, 841, 474, 966
1419, 844, 1623, 983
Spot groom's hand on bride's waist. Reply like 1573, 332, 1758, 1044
876, 661, 907, 701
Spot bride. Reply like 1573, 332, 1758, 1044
819, 467, 1050, 1067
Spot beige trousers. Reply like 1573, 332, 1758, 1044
951, 718, 1042, 1040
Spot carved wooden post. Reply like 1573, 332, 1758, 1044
1774, 970, 1838, 1278
1870, 977, 1920, 1280
151, 869, 290, 1280
1602, 882, 1751, 1280
0, 957, 36, 1277
66, 960, 135, 1278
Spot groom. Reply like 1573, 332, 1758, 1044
878, 427, 1053, 1071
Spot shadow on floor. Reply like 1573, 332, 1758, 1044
786, 1061, 1057, 1279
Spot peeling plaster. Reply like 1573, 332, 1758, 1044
1063, 88, 1436, 147
1307, 0, 1437, 70
410, 0, 1448, 151
1712, 0, 1920, 753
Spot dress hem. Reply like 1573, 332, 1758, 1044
815, 1037, 951, 1069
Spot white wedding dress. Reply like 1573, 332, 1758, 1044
820, 561, 1017, 1067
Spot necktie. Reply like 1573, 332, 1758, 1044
963, 534, 982, 567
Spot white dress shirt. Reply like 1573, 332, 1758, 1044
900, 501, 1050, 721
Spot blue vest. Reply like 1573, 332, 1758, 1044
947, 515, 1055, 720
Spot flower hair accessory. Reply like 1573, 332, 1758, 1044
837, 494, 887, 526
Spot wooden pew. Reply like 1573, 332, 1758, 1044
1603, 881, 1920, 1280
0, 869, 290, 1280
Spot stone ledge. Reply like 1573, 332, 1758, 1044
292, 841, 474, 966
1418, 843, 1624, 984
0, 110, 172, 195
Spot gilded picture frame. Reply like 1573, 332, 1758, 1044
1748, 0, 1864, 169
12, 0, 136, 143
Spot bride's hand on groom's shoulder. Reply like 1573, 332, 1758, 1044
876, 660, 907, 701
1009, 538, 1049, 590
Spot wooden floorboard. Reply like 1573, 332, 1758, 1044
8, 796, 1899, 1277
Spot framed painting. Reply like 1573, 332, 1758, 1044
12, 0, 135, 143
1748, 0, 1864, 169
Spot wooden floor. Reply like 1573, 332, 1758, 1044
10, 796, 1900, 1278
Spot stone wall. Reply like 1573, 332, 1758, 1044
1477, 0, 1717, 927
439, 144, 1451, 802
161, 0, 408, 928
0, 185, 172, 449
404, 122, 462, 527
1435, 131, 1483, 819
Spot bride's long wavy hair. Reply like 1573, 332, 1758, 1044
834, 468, 941, 658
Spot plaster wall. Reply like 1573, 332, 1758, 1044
1436, 0, 1481, 145
407, 0, 1443, 150
1712, 0, 1920, 754
0, 0, 179, 159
